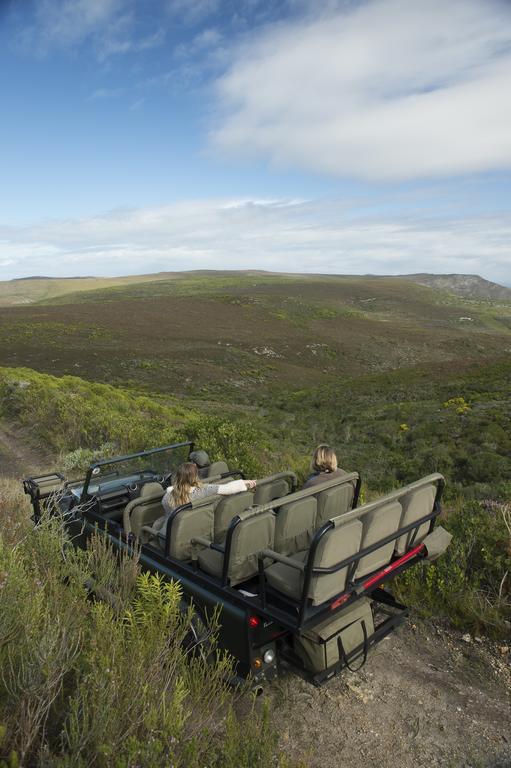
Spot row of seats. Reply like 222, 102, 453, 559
196, 472, 360, 585
122, 469, 297, 542
197, 474, 443, 609
157, 471, 298, 560
121, 463, 243, 537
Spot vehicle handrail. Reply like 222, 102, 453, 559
191, 535, 224, 554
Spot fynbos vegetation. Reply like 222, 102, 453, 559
0, 483, 294, 767
0, 272, 509, 765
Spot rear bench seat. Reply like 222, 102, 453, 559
264, 518, 363, 605
262, 473, 444, 606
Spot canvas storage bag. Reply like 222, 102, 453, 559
294, 598, 374, 673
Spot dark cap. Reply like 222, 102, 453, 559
189, 449, 210, 468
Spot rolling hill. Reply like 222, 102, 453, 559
0, 272, 509, 401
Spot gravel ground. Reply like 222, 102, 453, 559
267, 620, 510, 768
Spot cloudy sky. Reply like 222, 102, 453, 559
1, 0, 510, 284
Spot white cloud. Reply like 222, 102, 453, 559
211, 0, 511, 180
1, 198, 510, 285
88, 86, 126, 100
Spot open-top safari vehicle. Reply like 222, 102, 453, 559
23, 441, 451, 686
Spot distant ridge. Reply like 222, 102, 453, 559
12, 276, 95, 281
399, 273, 511, 300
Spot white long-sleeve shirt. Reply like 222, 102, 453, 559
153, 479, 250, 534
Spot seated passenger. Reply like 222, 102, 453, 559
152, 462, 256, 534
302, 444, 347, 490
189, 449, 212, 478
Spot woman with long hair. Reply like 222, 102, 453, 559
302, 444, 347, 490
152, 462, 256, 533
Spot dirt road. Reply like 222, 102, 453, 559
269, 620, 510, 768
0, 420, 51, 477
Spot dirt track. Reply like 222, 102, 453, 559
0, 420, 50, 477
268, 621, 510, 768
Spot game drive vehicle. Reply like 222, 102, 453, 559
23, 441, 452, 686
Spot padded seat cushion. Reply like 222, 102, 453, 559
395, 484, 437, 555
198, 508, 275, 586
266, 519, 363, 606
213, 491, 254, 543
123, 482, 164, 535
253, 478, 292, 506
355, 500, 402, 579
316, 482, 355, 525
264, 550, 308, 599
197, 547, 224, 578
170, 504, 215, 561
207, 460, 229, 477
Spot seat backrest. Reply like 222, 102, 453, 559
307, 519, 363, 606
253, 474, 294, 506
394, 483, 437, 555
274, 496, 317, 556
213, 491, 254, 543
250, 472, 359, 525
315, 481, 356, 526
226, 508, 276, 586
168, 503, 215, 560
354, 500, 402, 579
207, 460, 229, 477
123, 482, 164, 535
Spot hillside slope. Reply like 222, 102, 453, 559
401, 273, 511, 300
0, 273, 510, 402
1, 416, 509, 768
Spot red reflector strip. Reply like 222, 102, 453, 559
362, 543, 426, 591
330, 543, 425, 610
330, 593, 350, 611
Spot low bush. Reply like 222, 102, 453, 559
0, 515, 295, 768
0, 367, 265, 477
395, 499, 511, 638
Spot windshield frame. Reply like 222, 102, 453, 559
80, 441, 194, 501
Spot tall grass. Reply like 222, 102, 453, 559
0, 488, 295, 768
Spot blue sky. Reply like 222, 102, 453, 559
0, 0, 510, 284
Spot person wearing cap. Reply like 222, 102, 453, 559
152, 462, 256, 534
188, 449, 212, 479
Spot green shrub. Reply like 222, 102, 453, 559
0, 367, 265, 478
0, 518, 293, 768
395, 499, 511, 638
